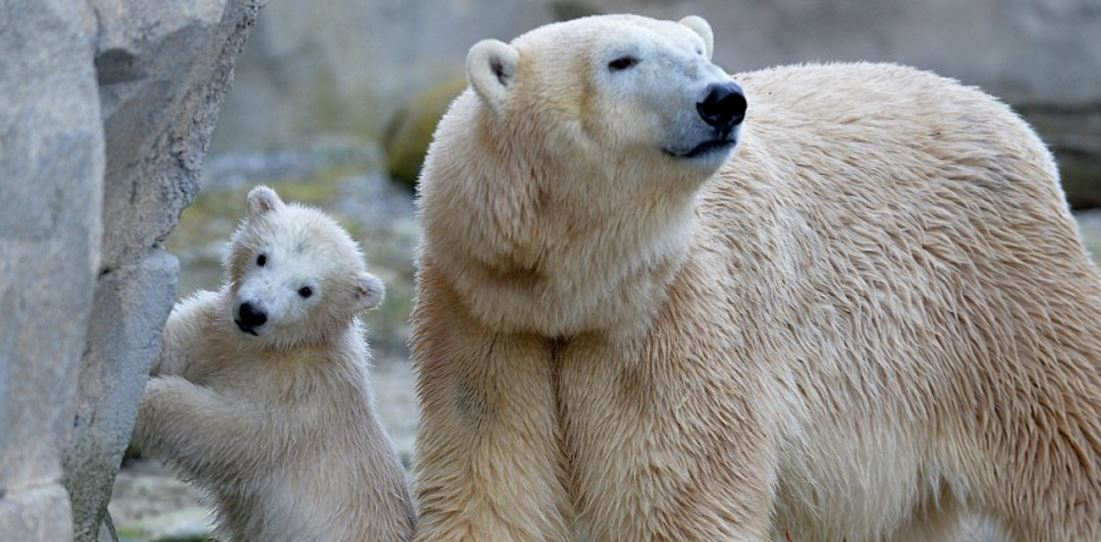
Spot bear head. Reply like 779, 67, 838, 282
419, 15, 743, 336
465, 13, 742, 197
224, 186, 384, 347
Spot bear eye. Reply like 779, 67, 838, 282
298, 286, 313, 299
256, 254, 267, 267
608, 56, 639, 72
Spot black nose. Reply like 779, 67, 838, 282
237, 302, 267, 329
697, 82, 747, 132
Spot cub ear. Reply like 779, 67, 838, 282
467, 39, 520, 115
353, 272, 386, 312
679, 15, 714, 60
247, 185, 284, 217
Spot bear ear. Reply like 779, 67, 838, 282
467, 39, 520, 115
247, 185, 284, 217
353, 272, 385, 312
679, 15, 714, 60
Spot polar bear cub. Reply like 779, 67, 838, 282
132, 186, 414, 542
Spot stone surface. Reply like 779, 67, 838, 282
0, 486, 76, 542
65, 252, 179, 541
211, 0, 553, 152
382, 77, 466, 187
57, 0, 267, 540
0, 0, 264, 540
1022, 104, 1101, 209
0, 0, 103, 539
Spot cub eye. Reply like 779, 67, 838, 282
607, 56, 639, 72
298, 286, 313, 299
256, 254, 267, 267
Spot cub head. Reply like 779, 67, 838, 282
225, 186, 384, 347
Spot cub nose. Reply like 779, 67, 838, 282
696, 82, 747, 132
237, 301, 268, 329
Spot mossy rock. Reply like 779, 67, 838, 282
383, 77, 467, 190
1057, 151, 1101, 210
1018, 106, 1101, 210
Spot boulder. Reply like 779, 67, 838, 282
383, 77, 466, 188
0, 1, 104, 540
0, 0, 263, 540
64, 2, 266, 540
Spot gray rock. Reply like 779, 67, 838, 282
0, 486, 76, 542
60, 1, 266, 540
1021, 104, 1101, 209
211, 0, 554, 152
65, 251, 179, 541
99, 513, 118, 542
1, 0, 262, 540
0, 1, 103, 540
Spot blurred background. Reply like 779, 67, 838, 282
110, 1, 1101, 540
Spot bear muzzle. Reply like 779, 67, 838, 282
235, 301, 268, 336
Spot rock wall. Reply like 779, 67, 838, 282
0, 0, 263, 541
0, 1, 104, 540
211, 0, 552, 152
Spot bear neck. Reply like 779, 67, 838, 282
422, 103, 701, 337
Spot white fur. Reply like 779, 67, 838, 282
412, 14, 1101, 542
678, 15, 714, 59
422, 14, 737, 338
133, 187, 413, 542
467, 39, 520, 115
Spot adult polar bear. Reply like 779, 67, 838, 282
412, 13, 1101, 542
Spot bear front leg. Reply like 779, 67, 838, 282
132, 376, 279, 479
410, 302, 573, 541
148, 290, 221, 378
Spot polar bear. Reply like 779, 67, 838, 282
411, 13, 1101, 542
132, 186, 415, 542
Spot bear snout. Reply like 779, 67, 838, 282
235, 301, 268, 335
696, 82, 746, 133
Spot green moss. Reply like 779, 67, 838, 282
116, 526, 144, 538
383, 77, 467, 189
551, 0, 603, 21
268, 167, 349, 205
1058, 152, 1101, 210
116, 527, 217, 542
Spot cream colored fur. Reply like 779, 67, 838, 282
411, 14, 1101, 542
133, 187, 415, 542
